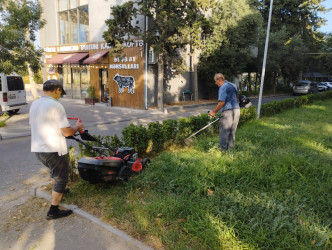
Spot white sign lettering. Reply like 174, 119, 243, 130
45, 47, 56, 52
110, 64, 139, 69
100, 43, 112, 49
57, 45, 79, 52
80, 44, 99, 51
45, 40, 143, 54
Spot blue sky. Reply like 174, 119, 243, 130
320, 0, 332, 33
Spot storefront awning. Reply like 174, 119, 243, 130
83, 50, 109, 64
63, 53, 89, 64
46, 53, 89, 64
47, 53, 72, 64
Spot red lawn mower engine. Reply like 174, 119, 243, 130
77, 147, 150, 184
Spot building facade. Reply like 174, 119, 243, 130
39, 0, 195, 109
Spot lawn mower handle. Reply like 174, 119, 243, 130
67, 117, 83, 134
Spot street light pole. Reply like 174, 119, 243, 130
257, 0, 273, 118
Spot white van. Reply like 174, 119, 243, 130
0, 73, 27, 114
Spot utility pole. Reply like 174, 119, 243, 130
257, 0, 273, 118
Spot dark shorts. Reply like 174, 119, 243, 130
35, 152, 69, 193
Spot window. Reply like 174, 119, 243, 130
69, 9, 78, 43
58, 1, 89, 44
59, 11, 69, 44
7, 77, 24, 91
79, 6, 89, 43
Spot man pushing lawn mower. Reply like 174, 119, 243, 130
209, 73, 240, 152
29, 79, 84, 220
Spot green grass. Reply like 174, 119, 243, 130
65, 100, 332, 249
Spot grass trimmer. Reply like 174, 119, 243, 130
184, 116, 220, 146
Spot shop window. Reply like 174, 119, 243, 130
58, 1, 89, 44
81, 67, 90, 98
59, 11, 69, 44
79, 6, 89, 43
72, 66, 81, 98
62, 65, 72, 97
69, 9, 78, 43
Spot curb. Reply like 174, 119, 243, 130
30, 185, 154, 250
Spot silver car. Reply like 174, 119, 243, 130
319, 82, 332, 90
292, 80, 319, 95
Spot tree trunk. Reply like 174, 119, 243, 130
248, 72, 251, 93
273, 72, 278, 94
25, 30, 39, 100
28, 64, 39, 100
157, 55, 164, 112
193, 50, 198, 101
255, 72, 258, 92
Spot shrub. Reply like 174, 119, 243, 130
86, 86, 96, 99
76, 91, 332, 158
0, 113, 10, 127
122, 124, 150, 155
148, 121, 165, 152
177, 117, 195, 140
109, 134, 123, 149
239, 106, 257, 125
162, 119, 178, 145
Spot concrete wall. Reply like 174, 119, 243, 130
40, 1, 58, 47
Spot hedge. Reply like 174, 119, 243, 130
78, 91, 332, 156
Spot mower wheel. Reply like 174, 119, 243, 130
141, 158, 150, 168
119, 166, 132, 181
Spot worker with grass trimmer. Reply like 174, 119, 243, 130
209, 73, 240, 151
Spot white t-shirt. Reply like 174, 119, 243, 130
29, 96, 71, 156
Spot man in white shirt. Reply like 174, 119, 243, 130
29, 79, 84, 220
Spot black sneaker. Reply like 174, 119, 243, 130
46, 209, 73, 220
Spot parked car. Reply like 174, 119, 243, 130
0, 73, 27, 114
319, 82, 332, 90
317, 82, 329, 92
292, 81, 319, 95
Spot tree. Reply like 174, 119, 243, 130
0, 0, 45, 74
103, 0, 213, 111
320, 33, 332, 76
0, 0, 45, 99
254, 0, 329, 91
198, 0, 263, 97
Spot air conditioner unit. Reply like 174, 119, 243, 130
148, 49, 157, 64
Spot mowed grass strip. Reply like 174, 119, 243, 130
65, 99, 332, 249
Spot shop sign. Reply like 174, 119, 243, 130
113, 73, 135, 94
44, 40, 144, 53
110, 56, 139, 70
46, 64, 56, 74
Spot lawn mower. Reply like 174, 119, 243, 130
67, 117, 150, 184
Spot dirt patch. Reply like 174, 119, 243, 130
1, 197, 49, 233
0, 196, 74, 249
